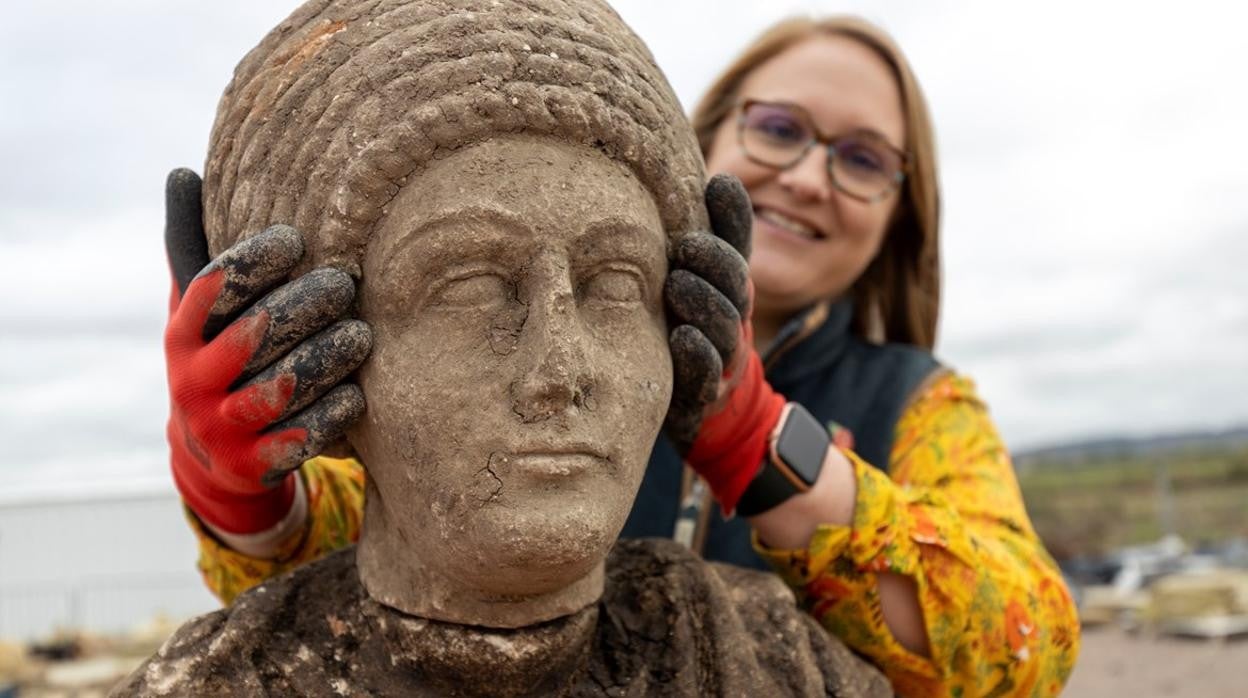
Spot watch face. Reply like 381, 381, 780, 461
775, 404, 830, 487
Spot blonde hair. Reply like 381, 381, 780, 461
691, 16, 941, 349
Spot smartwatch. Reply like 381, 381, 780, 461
735, 402, 829, 517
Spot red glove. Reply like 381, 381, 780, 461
683, 316, 784, 514
664, 175, 785, 514
163, 169, 371, 535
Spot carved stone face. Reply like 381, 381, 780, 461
353, 136, 673, 628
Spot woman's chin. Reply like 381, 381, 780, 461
751, 266, 814, 312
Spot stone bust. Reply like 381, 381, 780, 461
117, 1, 889, 695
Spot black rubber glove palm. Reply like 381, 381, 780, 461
164, 168, 372, 532
663, 174, 754, 455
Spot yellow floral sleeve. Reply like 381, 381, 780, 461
185, 456, 365, 605
755, 373, 1080, 697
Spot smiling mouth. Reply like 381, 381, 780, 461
755, 207, 825, 241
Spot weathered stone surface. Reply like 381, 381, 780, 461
114, 540, 890, 697
350, 136, 674, 628
198, 0, 709, 630
201, 0, 708, 279
128, 1, 896, 694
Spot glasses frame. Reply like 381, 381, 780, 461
736, 98, 910, 203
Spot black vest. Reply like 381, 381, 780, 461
620, 300, 940, 570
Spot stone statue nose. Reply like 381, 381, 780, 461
509, 288, 591, 424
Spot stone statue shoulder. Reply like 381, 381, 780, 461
116, 542, 890, 697
112, 546, 367, 696
597, 539, 891, 697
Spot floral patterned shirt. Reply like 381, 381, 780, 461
186, 456, 365, 606
189, 372, 1078, 696
755, 373, 1079, 696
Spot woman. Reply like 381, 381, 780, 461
163, 14, 1078, 696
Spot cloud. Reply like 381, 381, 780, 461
0, 1, 296, 230
0, 335, 169, 488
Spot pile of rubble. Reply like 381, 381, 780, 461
1076, 536, 1248, 639
0, 615, 180, 697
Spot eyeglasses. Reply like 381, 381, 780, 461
736, 99, 909, 203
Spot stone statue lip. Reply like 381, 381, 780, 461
500, 446, 610, 478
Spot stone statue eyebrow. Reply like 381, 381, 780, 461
381, 205, 663, 263
372, 205, 667, 305
369, 206, 526, 294
379, 204, 529, 263
573, 217, 667, 287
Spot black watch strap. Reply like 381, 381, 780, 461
735, 403, 829, 517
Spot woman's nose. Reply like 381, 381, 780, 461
776, 146, 834, 203
509, 271, 592, 424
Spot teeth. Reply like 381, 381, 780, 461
757, 209, 820, 239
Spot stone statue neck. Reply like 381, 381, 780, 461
366, 597, 598, 697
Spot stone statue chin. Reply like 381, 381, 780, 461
116, 0, 890, 695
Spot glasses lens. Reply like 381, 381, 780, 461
740, 103, 812, 168
830, 135, 903, 200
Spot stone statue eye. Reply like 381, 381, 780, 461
581, 267, 644, 306
431, 273, 510, 309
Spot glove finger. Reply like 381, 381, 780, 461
218, 371, 298, 433
233, 319, 373, 422
196, 224, 305, 339
165, 168, 208, 299
673, 232, 749, 315
257, 383, 366, 485
238, 267, 357, 377
665, 269, 739, 364
664, 324, 720, 454
705, 173, 753, 259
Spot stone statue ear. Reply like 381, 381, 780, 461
165, 168, 210, 297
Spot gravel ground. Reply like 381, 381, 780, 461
1064, 626, 1248, 697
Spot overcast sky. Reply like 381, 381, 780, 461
2, 0, 1246, 499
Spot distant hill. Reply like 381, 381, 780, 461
1016, 426, 1248, 465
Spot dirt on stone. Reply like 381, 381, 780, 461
114, 540, 890, 697
139, 2, 895, 694
201, 0, 709, 276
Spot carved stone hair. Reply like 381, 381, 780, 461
203, 0, 707, 273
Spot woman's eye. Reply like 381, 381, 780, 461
430, 273, 510, 309
839, 143, 887, 173
581, 269, 644, 306
755, 117, 807, 144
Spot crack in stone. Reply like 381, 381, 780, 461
511, 403, 530, 423
576, 383, 596, 412
489, 297, 528, 356
477, 454, 505, 504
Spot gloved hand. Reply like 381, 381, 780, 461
163, 168, 372, 535
664, 174, 786, 515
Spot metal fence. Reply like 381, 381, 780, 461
0, 489, 220, 643
0, 573, 212, 642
